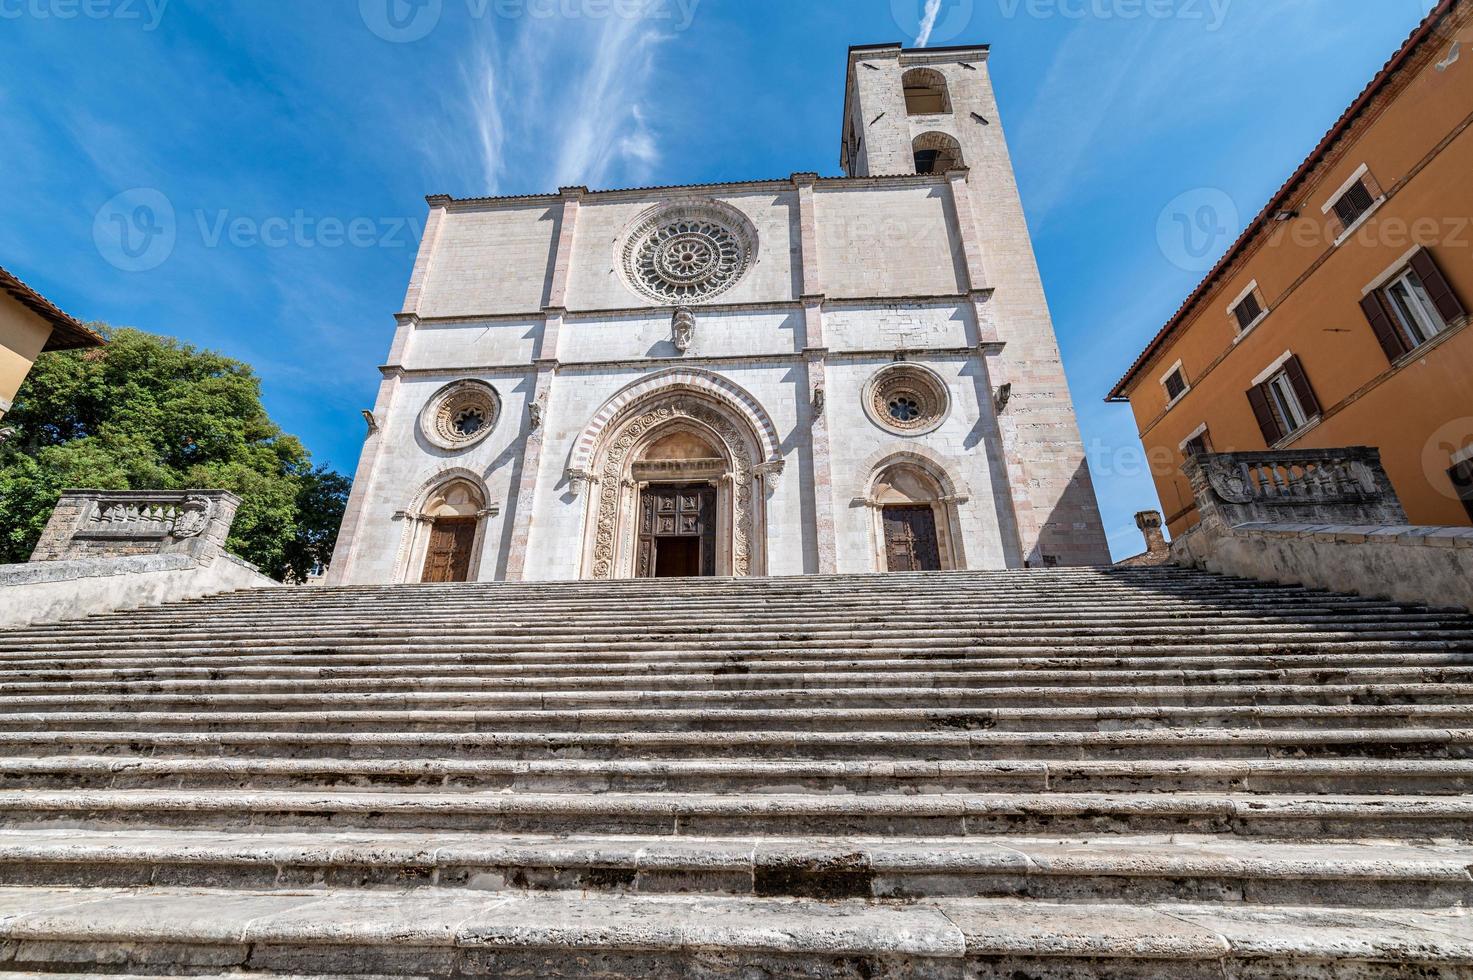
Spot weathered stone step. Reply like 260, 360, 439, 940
11, 621, 1473, 654
6, 650, 1473, 686
1, 829, 1468, 908
7, 703, 1470, 734
2, 726, 1465, 762
0, 886, 1468, 979
1, 789, 1469, 838
6, 639, 1470, 674
7, 664, 1469, 697
3, 681, 1468, 714
7, 755, 1472, 796
12, 604, 1461, 636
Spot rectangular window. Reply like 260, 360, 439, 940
1247, 354, 1322, 447
1332, 178, 1377, 231
1232, 292, 1264, 332
1183, 430, 1214, 459
1266, 369, 1309, 434
1452, 460, 1473, 523
1163, 368, 1187, 402
1385, 267, 1448, 347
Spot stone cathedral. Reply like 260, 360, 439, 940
327, 43, 1110, 585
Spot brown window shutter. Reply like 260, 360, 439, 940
1409, 248, 1467, 324
1285, 355, 1322, 419
1360, 291, 1411, 362
1247, 384, 1283, 445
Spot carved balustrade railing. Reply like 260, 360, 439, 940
31, 490, 242, 564
1183, 448, 1409, 529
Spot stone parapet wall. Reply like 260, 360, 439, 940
1172, 520, 1473, 611
0, 552, 279, 628
31, 490, 242, 565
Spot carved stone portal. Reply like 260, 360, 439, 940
589, 397, 761, 580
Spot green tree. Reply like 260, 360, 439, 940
0, 325, 350, 580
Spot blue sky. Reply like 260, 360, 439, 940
0, 0, 1440, 559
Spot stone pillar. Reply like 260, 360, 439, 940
505, 188, 583, 581
794, 173, 838, 575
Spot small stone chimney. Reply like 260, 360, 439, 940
1136, 511, 1168, 557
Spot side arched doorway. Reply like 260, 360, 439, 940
400, 476, 491, 584
867, 461, 965, 573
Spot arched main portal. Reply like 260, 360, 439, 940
571, 372, 783, 580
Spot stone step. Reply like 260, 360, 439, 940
5, 639, 1469, 673
2, 789, 1469, 839
10, 604, 1463, 635
1, 726, 1465, 762
6, 664, 1469, 697
6, 650, 1473, 686
2, 648, 1473, 686
0, 886, 1467, 978
0, 829, 1468, 909
6, 755, 1472, 796
7, 703, 1470, 734
3, 681, 1468, 715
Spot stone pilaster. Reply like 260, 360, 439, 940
506, 188, 583, 581
794, 174, 837, 574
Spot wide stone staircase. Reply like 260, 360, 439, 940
0, 566, 1469, 977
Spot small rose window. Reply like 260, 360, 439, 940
420, 381, 502, 451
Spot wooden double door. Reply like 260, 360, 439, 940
883, 505, 942, 572
637, 483, 718, 579
422, 518, 477, 583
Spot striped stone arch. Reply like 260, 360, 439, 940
569, 368, 783, 475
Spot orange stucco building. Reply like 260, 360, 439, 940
1109, 0, 1473, 537
0, 265, 102, 426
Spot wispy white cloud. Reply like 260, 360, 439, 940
916, 0, 944, 47
450, 10, 670, 196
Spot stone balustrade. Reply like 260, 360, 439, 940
1182, 447, 1409, 530
30, 490, 242, 565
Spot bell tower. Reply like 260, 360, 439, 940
841, 43, 993, 178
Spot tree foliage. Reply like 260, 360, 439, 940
0, 326, 350, 581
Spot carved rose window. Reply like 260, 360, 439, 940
864, 365, 951, 436
421, 381, 502, 451
619, 202, 756, 304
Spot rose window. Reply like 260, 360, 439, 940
420, 381, 502, 451
865, 365, 951, 436
620, 203, 756, 304
888, 397, 922, 423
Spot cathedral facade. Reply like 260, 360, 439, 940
327, 43, 1110, 585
